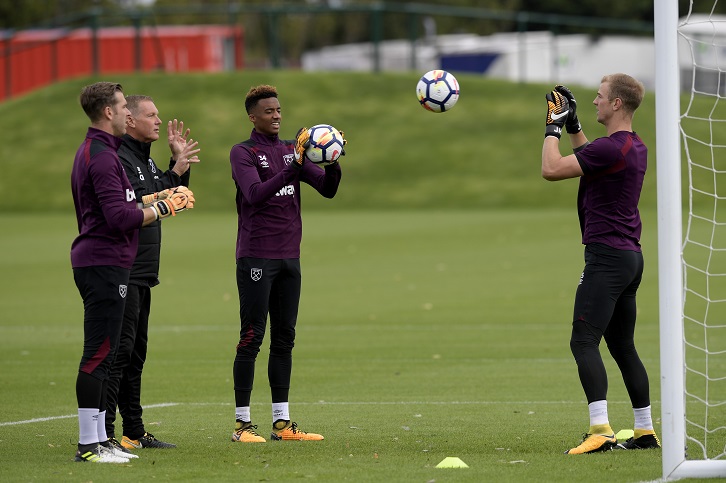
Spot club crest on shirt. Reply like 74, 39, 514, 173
119, 285, 127, 298
283, 154, 294, 166
251, 268, 262, 282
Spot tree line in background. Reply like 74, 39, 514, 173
0, 0, 719, 67
1, 0, 718, 30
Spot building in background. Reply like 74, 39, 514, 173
302, 31, 656, 90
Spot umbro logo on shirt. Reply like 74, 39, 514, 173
261, 161, 270, 168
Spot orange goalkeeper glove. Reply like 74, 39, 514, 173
545, 90, 569, 139
293, 127, 310, 167
150, 186, 195, 219
170, 186, 194, 210
141, 189, 173, 206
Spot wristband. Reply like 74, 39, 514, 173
545, 125, 562, 139
155, 201, 173, 218
567, 120, 582, 135
573, 142, 590, 154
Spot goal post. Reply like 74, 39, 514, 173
655, 1, 726, 479
654, 0, 686, 478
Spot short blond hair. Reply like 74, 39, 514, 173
601, 73, 644, 114
125, 95, 154, 117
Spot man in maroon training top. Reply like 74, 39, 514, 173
70, 82, 195, 463
541, 74, 659, 455
229, 84, 342, 443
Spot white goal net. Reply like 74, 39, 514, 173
656, 0, 726, 478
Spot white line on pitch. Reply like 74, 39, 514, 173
0, 399, 646, 427
0, 403, 179, 427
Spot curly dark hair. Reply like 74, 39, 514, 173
245, 85, 278, 113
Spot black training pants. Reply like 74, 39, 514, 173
570, 243, 650, 408
73, 265, 129, 409
105, 283, 150, 439
233, 257, 301, 408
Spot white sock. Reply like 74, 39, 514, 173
97, 410, 108, 442
633, 406, 654, 430
588, 400, 609, 427
78, 408, 100, 445
235, 406, 251, 422
272, 402, 289, 423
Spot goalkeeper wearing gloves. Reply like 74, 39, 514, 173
229, 84, 342, 443
70, 84, 195, 464
105, 95, 199, 453
541, 75, 658, 455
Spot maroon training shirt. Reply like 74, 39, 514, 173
574, 131, 647, 252
230, 130, 342, 259
70, 127, 144, 269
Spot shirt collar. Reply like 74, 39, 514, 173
250, 129, 279, 145
87, 127, 123, 151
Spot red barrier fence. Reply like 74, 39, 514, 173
0, 25, 243, 101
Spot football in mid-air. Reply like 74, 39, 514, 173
306, 124, 345, 164
416, 70, 460, 113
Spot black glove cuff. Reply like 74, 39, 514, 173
566, 118, 582, 135
545, 125, 562, 139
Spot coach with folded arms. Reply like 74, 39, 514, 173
540, 74, 659, 454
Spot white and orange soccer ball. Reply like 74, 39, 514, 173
416, 70, 460, 113
305, 124, 345, 165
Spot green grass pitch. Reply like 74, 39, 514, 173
1, 69, 719, 481
0, 211, 670, 482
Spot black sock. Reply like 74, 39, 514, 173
77, 442, 98, 452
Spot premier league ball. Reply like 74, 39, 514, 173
416, 70, 460, 113
306, 124, 345, 165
